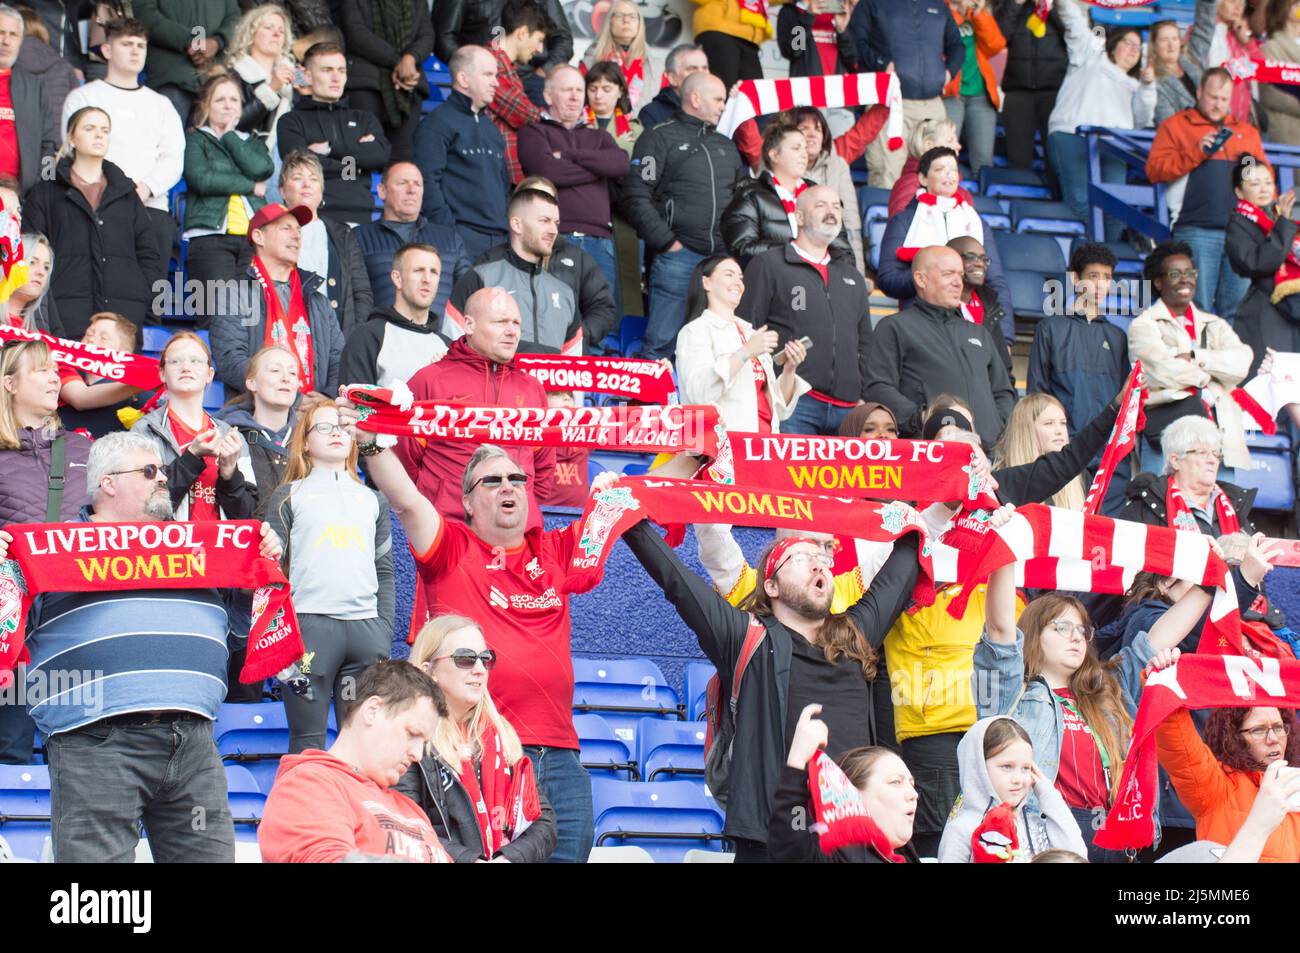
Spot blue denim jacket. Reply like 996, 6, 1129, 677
973, 625, 1161, 843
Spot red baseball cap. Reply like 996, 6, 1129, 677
247, 203, 313, 245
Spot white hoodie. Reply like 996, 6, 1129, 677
1048, 0, 1156, 136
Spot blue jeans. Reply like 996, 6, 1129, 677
46, 715, 235, 862
565, 233, 621, 328
645, 246, 705, 360
944, 94, 998, 178
782, 395, 851, 436
1048, 131, 1125, 242
1173, 225, 1250, 321
525, 745, 593, 863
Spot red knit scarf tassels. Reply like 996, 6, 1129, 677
458, 721, 541, 856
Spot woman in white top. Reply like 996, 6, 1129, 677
1047, 0, 1156, 241
675, 255, 809, 433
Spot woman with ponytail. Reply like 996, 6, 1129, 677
398, 614, 557, 863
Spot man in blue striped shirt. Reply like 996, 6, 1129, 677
0, 431, 284, 862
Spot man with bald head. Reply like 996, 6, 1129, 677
621, 70, 746, 360
864, 245, 1015, 448
414, 45, 511, 261
397, 285, 555, 530
517, 65, 630, 312
736, 184, 873, 435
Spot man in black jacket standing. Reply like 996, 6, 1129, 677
276, 42, 392, 225
637, 43, 709, 128
621, 71, 744, 361
737, 185, 872, 436
866, 245, 1015, 448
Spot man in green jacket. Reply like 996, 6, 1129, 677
134, 0, 242, 123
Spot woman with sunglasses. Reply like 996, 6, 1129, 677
267, 399, 394, 753
131, 331, 259, 521
398, 614, 558, 863
977, 542, 1219, 861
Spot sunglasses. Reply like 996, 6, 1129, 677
432, 648, 497, 670
470, 473, 529, 491
109, 464, 169, 481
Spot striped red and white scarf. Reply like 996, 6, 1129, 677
717, 73, 904, 150
772, 176, 808, 235
897, 191, 983, 263
1166, 480, 1240, 536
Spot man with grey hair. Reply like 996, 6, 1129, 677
638, 44, 710, 129
0, 4, 57, 193
335, 398, 603, 862
0, 431, 283, 862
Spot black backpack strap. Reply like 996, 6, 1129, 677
46, 433, 66, 522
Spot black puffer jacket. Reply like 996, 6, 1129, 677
620, 110, 747, 255
23, 157, 164, 339
0, 427, 92, 525
995, 0, 1069, 92
433, 0, 574, 68
721, 172, 855, 268
394, 749, 558, 863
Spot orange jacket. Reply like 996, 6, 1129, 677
943, 5, 1005, 109
1156, 708, 1300, 862
1145, 109, 1269, 185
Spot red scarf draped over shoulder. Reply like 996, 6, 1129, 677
458, 721, 542, 856
252, 256, 314, 393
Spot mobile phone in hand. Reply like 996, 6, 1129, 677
1205, 126, 1233, 155
773, 336, 814, 366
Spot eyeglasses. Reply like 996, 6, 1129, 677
109, 463, 169, 481
1162, 268, 1199, 281
1046, 619, 1095, 642
432, 649, 497, 670
774, 551, 834, 575
309, 422, 346, 437
609, 11, 639, 20
164, 356, 210, 367
1239, 722, 1289, 741
470, 473, 529, 491
959, 253, 991, 266
1182, 448, 1224, 461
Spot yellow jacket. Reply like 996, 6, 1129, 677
691, 0, 786, 46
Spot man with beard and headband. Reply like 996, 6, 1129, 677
336, 397, 616, 862
0, 431, 283, 862
736, 185, 873, 436
617, 497, 922, 862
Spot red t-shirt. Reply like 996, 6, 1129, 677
0, 71, 18, 182
413, 519, 582, 749
168, 406, 220, 520
752, 358, 773, 433
1052, 688, 1110, 812
811, 13, 839, 75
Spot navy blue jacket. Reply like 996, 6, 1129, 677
637, 85, 681, 129
414, 89, 510, 236
875, 198, 1014, 343
353, 216, 472, 317
1027, 310, 1129, 437
849, 0, 965, 100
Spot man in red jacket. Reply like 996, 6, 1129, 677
397, 286, 555, 531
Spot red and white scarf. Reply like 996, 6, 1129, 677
897, 191, 983, 263
735, 0, 773, 38
1224, 56, 1300, 87
252, 256, 313, 394
1165, 479, 1240, 536
0, 520, 303, 686
808, 750, 907, 860
772, 176, 808, 235
0, 325, 160, 390
1234, 199, 1300, 304
1083, 361, 1147, 515
960, 290, 984, 325
717, 73, 904, 151
516, 353, 678, 403
1095, 653, 1300, 851
586, 106, 632, 138
459, 722, 541, 856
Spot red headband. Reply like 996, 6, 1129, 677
765, 536, 819, 579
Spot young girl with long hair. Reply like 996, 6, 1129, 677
267, 399, 394, 752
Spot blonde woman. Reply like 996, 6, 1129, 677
991, 392, 1124, 508
6, 234, 55, 332
397, 614, 558, 863
226, 4, 297, 149
581, 0, 661, 112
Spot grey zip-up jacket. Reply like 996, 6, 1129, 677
131, 403, 258, 521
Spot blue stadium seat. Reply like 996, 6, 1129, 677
979, 166, 1052, 200
1092, 6, 1156, 26
684, 660, 715, 721
857, 185, 890, 217
1237, 433, 1296, 512
868, 220, 887, 271
620, 314, 646, 356
1068, 237, 1144, 276
587, 451, 657, 486
141, 325, 172, 355
636, 718, 707, 784
994, 233, 1066, 273
0, 764, 50, 862
572, 658, 680, 752
225, 765, 268, 842
971, 193, 1011, 231
574, 713, 637, 779
1011, 199, 1087, 236
215, 702, 338, 794
1007, 269, 1066, 323
590, 778, 726, 862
